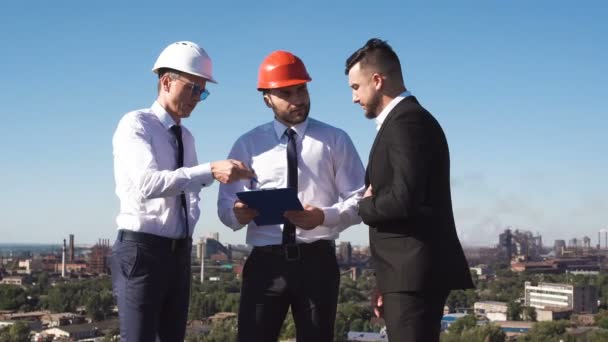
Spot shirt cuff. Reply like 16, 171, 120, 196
322, 207, 340, 227
187, 162, 215, 188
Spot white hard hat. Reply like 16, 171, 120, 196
152, 41, 217, 83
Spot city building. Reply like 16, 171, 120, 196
440, 313, 469, 331
54, 262, 87, 274
37, 319, 118, 341
536, 307, 572, 322
17, 259, 34, 274
554, 240, 566, 257
338, 241, 353, 265
89, 239, 111, 274
41, 312, 86, 327
524, 281, 598, 314
473, 301, 508, 321
494, 321, 533, 337
0, 275, 30, 286
470, 264, 495, 280
0, 311, 50, 321
511, 256, 600, 274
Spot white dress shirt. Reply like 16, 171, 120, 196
375, 90, 411, 131
218, 118, 365, 246
112, 101, 214, 238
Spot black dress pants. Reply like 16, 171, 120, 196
237, 240, 339, 342
110, 230, 192, 342
382, 289, 450, 342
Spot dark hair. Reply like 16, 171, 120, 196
345, 38, 402, 80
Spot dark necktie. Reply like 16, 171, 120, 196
170, 125, 189, 238
283, 128, 298, 245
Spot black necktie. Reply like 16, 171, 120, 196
283, 128, 298, 245
170, 125, 189, 238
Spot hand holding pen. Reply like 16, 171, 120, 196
210, 159, 256, 184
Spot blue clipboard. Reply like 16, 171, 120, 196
236, 187, 304, 226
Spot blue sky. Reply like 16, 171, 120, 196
0, 1, 606, 247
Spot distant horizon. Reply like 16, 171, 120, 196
1, 2, 606, 247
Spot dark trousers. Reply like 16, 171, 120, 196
237, 240, 339, 342
110, 230, 192, 342
382, 290, 449, 342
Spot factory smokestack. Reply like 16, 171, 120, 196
62, 239, 67, 278
69, 234, 74, 262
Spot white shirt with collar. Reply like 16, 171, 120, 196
218, 118, 365, 246
375, 90, 412, 131
112, 101, 214, 238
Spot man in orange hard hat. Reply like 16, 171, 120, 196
218, 51, 366, 341
111, 41, 254, 342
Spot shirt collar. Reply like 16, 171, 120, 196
273, 118, 309, 141
151, 101, 179, 130
375, 90, 411, 131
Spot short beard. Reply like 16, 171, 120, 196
274, 103, 310, 125
364, 94, 381, 119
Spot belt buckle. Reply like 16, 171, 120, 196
284, 244, 300, 261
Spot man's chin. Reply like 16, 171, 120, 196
365, 111, 377, 119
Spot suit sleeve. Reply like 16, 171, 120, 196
359, 114, 431, 227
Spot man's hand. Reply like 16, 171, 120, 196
211, 159, 255, 184
363, 184, 373, 198
233, 200, 258, 225
371, 288, 383, 318
283, 205, 324, 230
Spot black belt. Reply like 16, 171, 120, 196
117, 230, 191, 252
253, 240, 335, 261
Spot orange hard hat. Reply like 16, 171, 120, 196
257, 50, 311, 90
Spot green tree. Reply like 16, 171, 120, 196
523, 306, 537, 322
0, 285, 27, 310
279, 313, 296, 340
519, 320, 569, 342
589, 329, 608, 342
447, 315, 477, 335
507, 301, 522, 321
597, 317, 608, 330
0, 321, 31, 342
446, 289, 478, 311
85, 289, 114, 321
461, 324, 506, 342
102, 327, 120, 342
205, 318, 237, 342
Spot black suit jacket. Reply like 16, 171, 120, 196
359, 96, 474, 293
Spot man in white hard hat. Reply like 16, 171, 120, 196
111, 41, 254, 342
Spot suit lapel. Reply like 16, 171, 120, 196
367, 96, 418, 178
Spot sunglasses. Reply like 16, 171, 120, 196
173, 76, 210, 101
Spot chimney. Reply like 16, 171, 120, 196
62, 239, 67, 278
69, 234, 74, 262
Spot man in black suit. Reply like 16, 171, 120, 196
345, 38, 474, 341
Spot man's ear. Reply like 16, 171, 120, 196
263, 94, 272, 108
160, 74, 172, 92
372, 73, 384, 91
